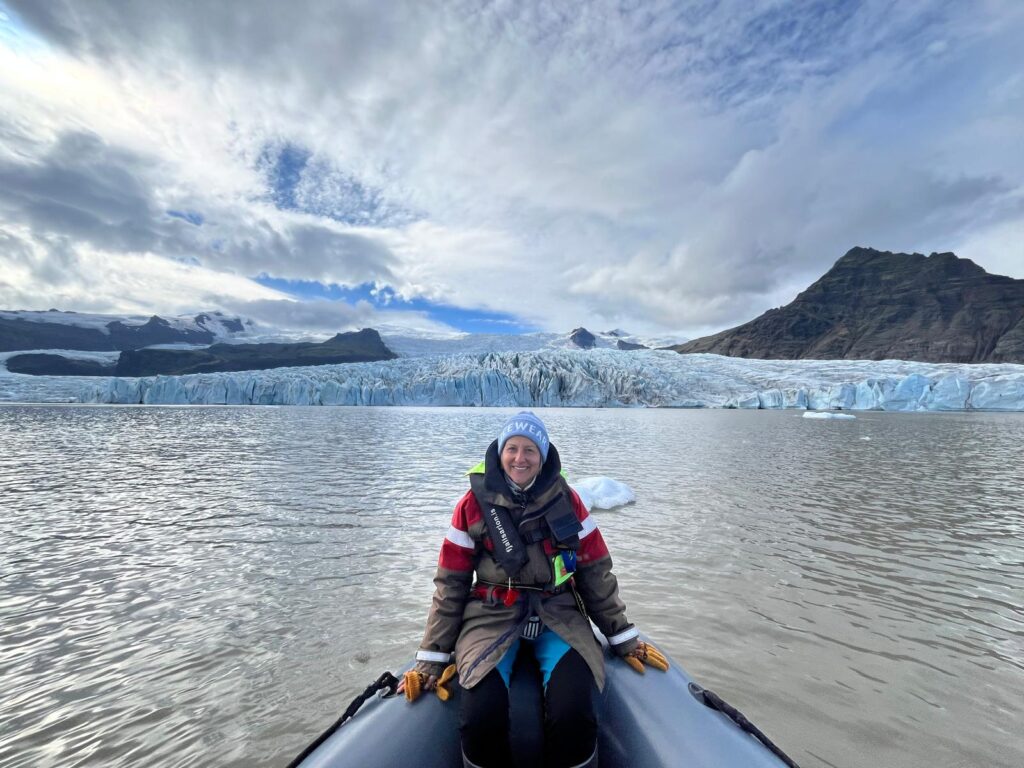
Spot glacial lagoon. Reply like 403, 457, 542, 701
1, 405, 1022, 767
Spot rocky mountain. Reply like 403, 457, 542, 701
0, 310, 250, 352
615, 339, 647, 351
113, 329, 396, 376
671, 248, 1024, 363
566, 327, 649, 350
568, 327, 597, 349
7, 329, 396, 377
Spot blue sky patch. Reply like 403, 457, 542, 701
262, 142, 311, 211
255, 275, 536, 334
167, 209, 204, 226
258, 141, 419, 227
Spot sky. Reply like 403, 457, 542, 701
0, 1, 1022, 340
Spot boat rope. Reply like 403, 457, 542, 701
284, 671, 399, 768
688, 682, 801, 768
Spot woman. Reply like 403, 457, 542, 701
400, 411, 667, 768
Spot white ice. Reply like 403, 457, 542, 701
570, 477, 636, 511
2, 347, 1023, 412
802, 411, 857, 420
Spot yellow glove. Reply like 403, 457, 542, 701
403, 669, 424, 702
623, 641, 670, 674
403, 664, 457, 702
434, 664, 458, 702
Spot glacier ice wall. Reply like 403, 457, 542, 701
56, 349, 1024, 411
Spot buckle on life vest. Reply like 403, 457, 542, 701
472, 584, 521, 605
472, 580, 566, 605
521, 616, 543, 639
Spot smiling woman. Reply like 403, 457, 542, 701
397, 410, 668, 768
500, 436, 542, 488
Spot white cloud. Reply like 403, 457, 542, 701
0, 0, 1022, 337
0, 227, 286, 315
221, 297, 459, 338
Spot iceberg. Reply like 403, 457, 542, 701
571, 477, 636, 511
2, 348, 1023, 411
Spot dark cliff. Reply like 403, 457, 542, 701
670, 247, 1024, 363
113, 328, 396, 376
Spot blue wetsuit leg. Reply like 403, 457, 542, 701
494, 629, 571, 688
532, 628, 572, 689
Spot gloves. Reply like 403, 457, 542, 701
402, 669, 424, 702
622, 641, 669, 674
434, 664, 458, 701
403, 663, 458, 702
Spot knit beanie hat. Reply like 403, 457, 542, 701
497, 411, 550, 462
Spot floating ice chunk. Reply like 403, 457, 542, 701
571, 477, 636, 511
802, 411, 857, 420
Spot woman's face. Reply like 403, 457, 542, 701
500, 436, 542, 487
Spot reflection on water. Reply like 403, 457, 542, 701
1, 406, 1022, 768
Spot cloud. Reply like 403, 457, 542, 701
219, 296, 458, 338
0, 231, 286, 317
0, 127, 403, 307
1, 0, 1022, 337
0, 131, 167, 254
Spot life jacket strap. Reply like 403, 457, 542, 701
472, 580, 569, 605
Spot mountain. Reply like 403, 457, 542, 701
670, 248, 1024, 363
0, 310, 252, 352
568, 327, 597, 349
6, 329, 395, 377
5, 354, 116, 377
109, 329, 395, 376
380, 327, 667, 357
1, 314, 683, 378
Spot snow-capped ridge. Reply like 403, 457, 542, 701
0, 309, 252, 337
381, 327, 685, 358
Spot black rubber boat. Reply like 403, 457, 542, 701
288, 634, 799, 767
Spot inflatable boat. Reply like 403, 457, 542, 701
287, 634, 799, 767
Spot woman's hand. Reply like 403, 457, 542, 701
397, 671, 439, 701
622, 641, 669, 674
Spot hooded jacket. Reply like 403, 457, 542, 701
415, 440, 638, 691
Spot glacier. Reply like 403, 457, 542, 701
3, 348, 1020, 411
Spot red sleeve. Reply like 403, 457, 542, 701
570, 489, 611, 565
437, 491, 480, 572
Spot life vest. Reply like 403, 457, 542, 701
467, 441, 582, 588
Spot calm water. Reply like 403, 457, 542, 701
1, 406, 1022, 768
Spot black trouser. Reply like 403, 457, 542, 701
459, 648, 598, 768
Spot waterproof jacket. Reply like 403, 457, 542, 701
415, 440, 638, 691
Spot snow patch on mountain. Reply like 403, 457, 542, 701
0, 309, 253, 340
